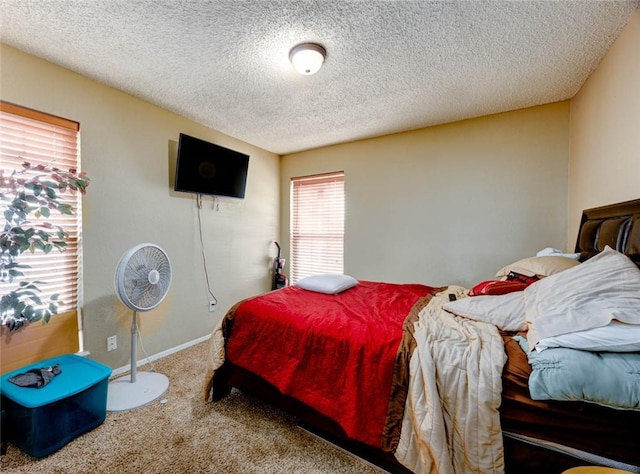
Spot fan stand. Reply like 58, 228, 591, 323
106, 311, 169, 412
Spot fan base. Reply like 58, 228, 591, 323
106, 371, 169, 412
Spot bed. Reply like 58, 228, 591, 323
205, 198, 640, 474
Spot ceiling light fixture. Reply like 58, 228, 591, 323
289, 43, 326, 75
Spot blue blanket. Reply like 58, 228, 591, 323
514, 336, 640, 411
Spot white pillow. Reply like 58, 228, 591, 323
296, 274, 358, 294
443, 292, 526, 331
495, 255, 580, 278
536, 247, 580, 260
525, 246, 640, 345
535, 320, 640, 353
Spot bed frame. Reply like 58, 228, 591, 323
575, 198, 640, 267
214, 198, 640, 474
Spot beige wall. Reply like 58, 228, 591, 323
281, 103, 570, 287
1, 44, 280, 369
569, 8, 640, 246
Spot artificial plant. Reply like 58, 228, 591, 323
0, 161, 90, 331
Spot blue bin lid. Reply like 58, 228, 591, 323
0, 354, 112, 408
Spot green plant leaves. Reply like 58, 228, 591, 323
39, 206, 51, 218
1, 160, 90, 330
57, 203, 73, 215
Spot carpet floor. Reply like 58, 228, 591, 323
1, 340, 382, 473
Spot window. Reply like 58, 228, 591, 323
290, 172, 344, 283
0, 102, 82, 337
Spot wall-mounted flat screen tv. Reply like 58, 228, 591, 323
174, 133, 250, 198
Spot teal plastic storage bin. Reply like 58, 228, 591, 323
0, 354, 112, 458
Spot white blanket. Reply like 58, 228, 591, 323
395, 287, 507, 474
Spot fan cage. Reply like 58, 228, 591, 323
115, 243, 172, 312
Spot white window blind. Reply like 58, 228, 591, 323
0, 102, 82, 321
290, 172, 344, 283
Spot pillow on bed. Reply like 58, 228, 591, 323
525, 246, 640, 345
443, 292, 525, 331
296, 274, 358, 294
495, 255, 579, 278
535, 320, 640, 352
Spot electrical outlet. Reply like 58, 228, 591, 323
209, 301, 216, 312
107, 335, 117, 352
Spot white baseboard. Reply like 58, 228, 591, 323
110, 334, 211, 377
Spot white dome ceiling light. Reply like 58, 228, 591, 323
289, 43, 326, 75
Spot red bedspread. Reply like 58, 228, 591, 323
224, 280, 434, 447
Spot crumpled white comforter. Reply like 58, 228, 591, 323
395, 287, 507, 474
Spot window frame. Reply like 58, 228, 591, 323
0, 101, 83, 355
289, 171, 345, 284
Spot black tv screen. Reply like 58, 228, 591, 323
174, 133, 250, 198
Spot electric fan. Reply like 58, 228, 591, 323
106, 243, 172, 411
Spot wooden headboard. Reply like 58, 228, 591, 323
575, 198, 640, 268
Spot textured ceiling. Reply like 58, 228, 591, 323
0, 1, 638, 155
